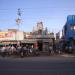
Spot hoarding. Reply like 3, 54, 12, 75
0, 31, 15, 40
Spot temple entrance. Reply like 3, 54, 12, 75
37, 40, 43, 51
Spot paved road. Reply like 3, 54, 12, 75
0, 56, 75, 75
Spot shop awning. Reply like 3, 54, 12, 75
21, 39, 36, 43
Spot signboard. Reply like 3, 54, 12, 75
0, 31, 15, 40
26, 34, 32, 39
0, 32, 13, 38
1, 41, 17, 45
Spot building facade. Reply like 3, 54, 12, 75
63, 15, 75, 40
0, 22, 55, 52
22, 22, 55, 51
0, 29, 24, 45
61, 15, 75, 53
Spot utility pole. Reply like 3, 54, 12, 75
16, 8, 22, 31
16, 8, 22, 42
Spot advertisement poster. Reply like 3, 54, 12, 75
0, 31, 15, 40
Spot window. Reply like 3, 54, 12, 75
71, 25, 75, 30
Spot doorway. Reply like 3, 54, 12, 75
37, 40, 43, 51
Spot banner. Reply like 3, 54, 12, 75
0, 31, 15, 40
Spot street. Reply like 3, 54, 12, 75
0, 55, 75, 75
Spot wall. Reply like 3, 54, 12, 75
16, 31, 24, 40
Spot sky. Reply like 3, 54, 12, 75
0, 0, 75, 34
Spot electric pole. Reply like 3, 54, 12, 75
16, 8, 22, 31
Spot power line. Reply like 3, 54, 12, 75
0, 7, 75, 10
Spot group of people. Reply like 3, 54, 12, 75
0, 45, 16, 56
0, 44, 39, 57
0, 43, 63, 58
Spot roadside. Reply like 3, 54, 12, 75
61, 53, 75, 58
0, 53, 75, 61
